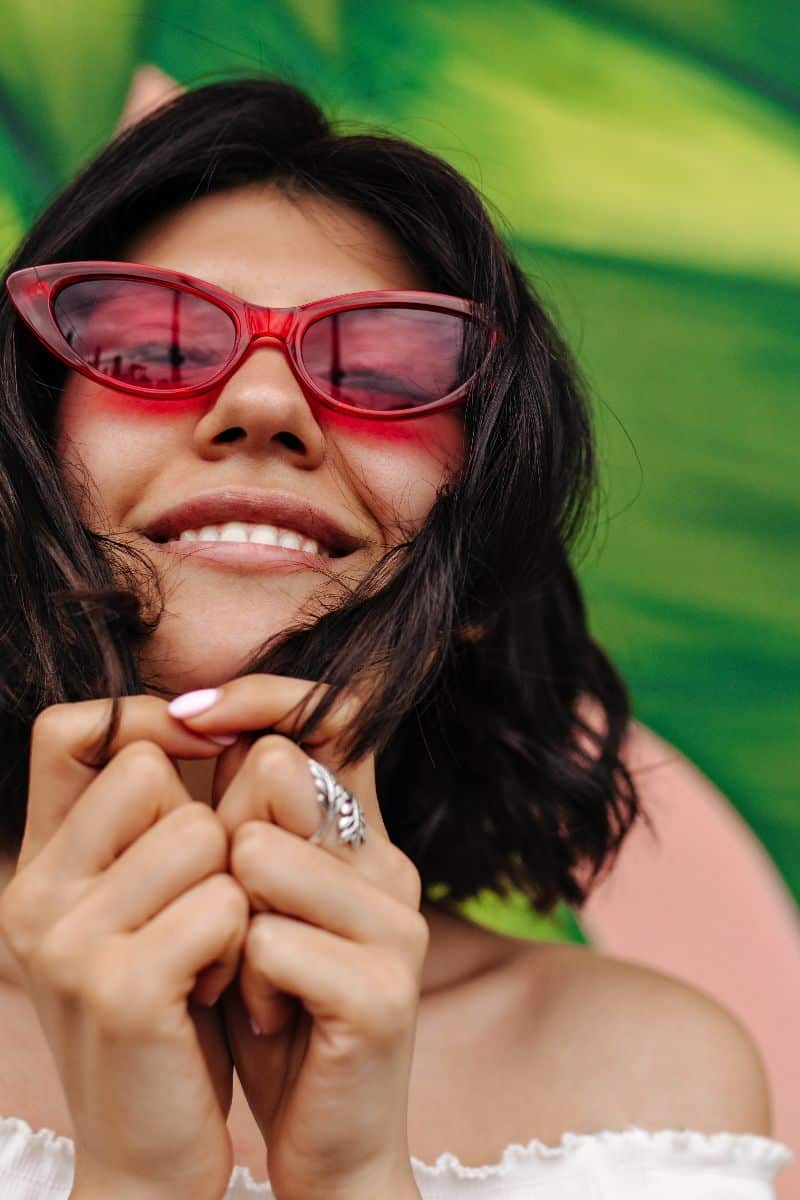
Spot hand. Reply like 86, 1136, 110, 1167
172, 675, 428, 1200
0, 696, 250, 1200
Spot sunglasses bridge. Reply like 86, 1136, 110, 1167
243, 302, 303, 342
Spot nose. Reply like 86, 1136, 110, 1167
192, 335, 326, 467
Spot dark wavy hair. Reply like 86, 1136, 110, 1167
0, 75, 653, 916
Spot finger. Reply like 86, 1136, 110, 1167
240, 913, 420, 1039
166, 675, 364, 755
214, 734, 327, 844
126, 871, 249, 1009
215, 734, 386, 872
229, 820, 422, 936
209, 731, 381, 834
60, 797, 231, 938
8, 746, 225, 942
236, 971, 298, 1037
3, 748, 235, 974
20, 695, 231, 871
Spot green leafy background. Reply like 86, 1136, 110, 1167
1, 0, 797, 945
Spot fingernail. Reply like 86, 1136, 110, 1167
168, 688, 220, 718
207, 733, 237, 746
250, 1016, 263, 1036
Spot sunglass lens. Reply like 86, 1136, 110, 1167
301, 306, 481, 413
52, 279, 236, 391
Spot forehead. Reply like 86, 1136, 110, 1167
121, 183, 426, 307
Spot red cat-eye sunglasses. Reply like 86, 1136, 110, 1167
6, 260, 499, 421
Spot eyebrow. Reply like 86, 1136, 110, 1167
186, 273, 283, 308
188, 273, 240, 298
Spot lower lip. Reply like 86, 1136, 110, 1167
147, 539, 336, 572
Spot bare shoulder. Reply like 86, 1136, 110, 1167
546, 703, 774, 1137
526, 939, 774, 1139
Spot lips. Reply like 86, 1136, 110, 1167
140, 487, 363, 558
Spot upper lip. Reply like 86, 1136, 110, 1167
140, 487, 364, 556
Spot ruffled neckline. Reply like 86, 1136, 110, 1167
408, 1125, 795, 1180
0, 1114, 793, 1189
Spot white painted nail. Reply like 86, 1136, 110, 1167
168, 688, 220, 718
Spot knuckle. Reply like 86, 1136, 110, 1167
170, 804, 228, 865
380, 967, 420, 1030
244, 912, 275, 959
394, 853, 424, 908
206, 872, 249, 929
402, 911, 430, 961
33, 926, 87, 996
118, 740, 174, 785
248, 735, 297, 783
30, 703, 70, 749
358, 959, 419, 1039
0, 890, 28, 961
230, 820, 273, 872
0, 875, 48, 961
383, 845, 423, 909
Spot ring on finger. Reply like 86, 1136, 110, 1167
306, 757, 367, 850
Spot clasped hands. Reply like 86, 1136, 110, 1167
172, 673, 427, 1200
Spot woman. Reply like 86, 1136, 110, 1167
0, 77, 792, 1199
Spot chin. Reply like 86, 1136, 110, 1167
137, 627, 293, 696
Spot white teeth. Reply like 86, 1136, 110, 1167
248, 525, 279, 546
219, 522, 250, 542
175, 521, 325, 555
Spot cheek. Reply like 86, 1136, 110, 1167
55, 376, 183, 521
331, 411, 465, 531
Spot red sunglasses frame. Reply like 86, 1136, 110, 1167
5, 260, 498, 421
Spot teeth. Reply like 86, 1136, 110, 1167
249, 526, 279, 546
175, 522, 325, 555
218, 522, 250, 543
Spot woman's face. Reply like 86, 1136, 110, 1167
55, 183, 465, 694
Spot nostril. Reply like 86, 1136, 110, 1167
277, 431, 304, 452
213, 427, 245, 444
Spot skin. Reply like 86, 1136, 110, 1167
47, 182, 532, 1001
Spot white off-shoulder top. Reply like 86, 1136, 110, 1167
0, 1115, 793, 1198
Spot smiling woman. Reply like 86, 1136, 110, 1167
0, 76, 792, 1200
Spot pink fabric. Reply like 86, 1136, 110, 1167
582, 720, 800, 1200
